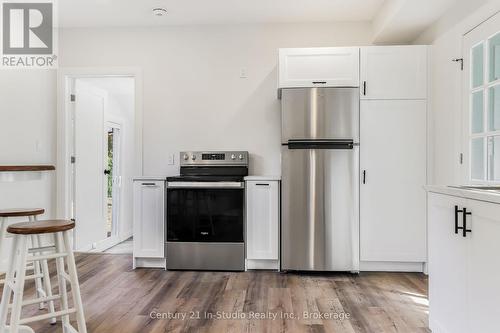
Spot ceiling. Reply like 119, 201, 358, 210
57, 0, 465, 43
58, 0, 385, 27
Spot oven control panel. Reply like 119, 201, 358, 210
180, 151, 249, 166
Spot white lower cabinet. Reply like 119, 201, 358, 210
133, 179, 166, 269
428, 192, 500, 333
245, 179, 280, 270
428, 193, 467, 333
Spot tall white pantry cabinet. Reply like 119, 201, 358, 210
359, 45, 429, 271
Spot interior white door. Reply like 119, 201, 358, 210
360, 45, 427, 99
427, 193, 468, 333
360, 100, 427, 262
74, 81, 106, 251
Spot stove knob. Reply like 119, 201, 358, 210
231, 154, 236, 160
183, 154, 189, 161
238, 154, 244, 160
191, 155, 196, 160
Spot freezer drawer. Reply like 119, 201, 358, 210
281, 87, 359, 143
281, 146, 359, 271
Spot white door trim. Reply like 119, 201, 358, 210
56, 68, 143, 241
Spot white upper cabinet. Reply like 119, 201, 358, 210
360, 45, 428, 99
278, 47, 360, 88
246, 180, 279, 261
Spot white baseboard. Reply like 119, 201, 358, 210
246, 259, 279, 270
134, 257, 166, 269
360, 261, 425, 272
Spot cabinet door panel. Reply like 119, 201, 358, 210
246, 181, 279, 260
465, 199, 500, 332
360, 100, 426, 262
279, 47, 360, 88
428, 193, 468, 333
133, 181, 165, 258
360, 46, 427, 99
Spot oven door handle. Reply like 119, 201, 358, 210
167, 181, 245, 189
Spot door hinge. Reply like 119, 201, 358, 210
452, 58, 464, 71
71, 156, 76, 164
459, 153, 463, 164
70, 94, 76, 102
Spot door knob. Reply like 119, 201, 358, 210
104, 169, 111, 175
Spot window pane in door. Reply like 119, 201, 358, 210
472, 91, 484, 133
472, 43, 484, 88
489, 33, 500, 82
471, 138, 485, 180
488, 136, 500, 181
489, 85, 500, 130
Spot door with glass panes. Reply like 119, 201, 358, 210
463, 13, 500, 183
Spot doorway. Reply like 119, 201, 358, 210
68, 77, 135, 252
106, 122, 121, 240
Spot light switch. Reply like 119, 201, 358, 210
168, 153, 175, 165
240, 68, 248, 78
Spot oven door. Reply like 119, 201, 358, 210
166, 181, 244, 243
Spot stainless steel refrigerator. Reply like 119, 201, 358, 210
281, 87, 360, 272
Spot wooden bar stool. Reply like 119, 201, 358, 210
0, 220, 87, 333
0, 209, 55, 320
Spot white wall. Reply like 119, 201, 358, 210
415, 1, 500, 185
0, 70, 56, 269
58, 22, 373, 176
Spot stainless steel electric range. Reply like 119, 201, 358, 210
166, 151, 248, 271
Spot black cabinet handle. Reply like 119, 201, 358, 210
362, 170, 366, 184
363, 81, 367, 95
104, 169, 111, 175
312, 81, 326, 84
454, 205, 464, 234
256, 183, 270, 186
462, 208, 472, 237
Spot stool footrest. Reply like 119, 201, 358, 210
19, 308, 76, 325
8, 294, 61, 308
27, 252, 67, 262
28, 245, 56, 254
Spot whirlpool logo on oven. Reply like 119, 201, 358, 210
1, 0, 58, 68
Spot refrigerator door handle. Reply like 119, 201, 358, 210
287, 139, 354, 150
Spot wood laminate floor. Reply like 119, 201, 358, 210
9, 253, 429, 333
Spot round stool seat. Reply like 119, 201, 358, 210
0, 208, 45, 217
7, 220, 75, 235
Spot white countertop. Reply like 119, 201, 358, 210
425, 185, 500, 205
133, 176, 167, 181
244, 175, 281, 181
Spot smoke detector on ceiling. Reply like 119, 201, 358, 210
152, 8, 167, 17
